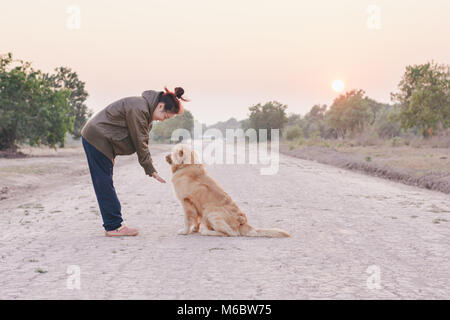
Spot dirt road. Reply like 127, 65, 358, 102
1, 143, 449, 299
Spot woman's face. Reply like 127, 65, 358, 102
152, 103, 176, 121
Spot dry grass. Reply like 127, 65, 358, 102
281, 135, 450, 194
0, 164, 65, 176
349, 130, 450, 149
335, 145, 449, 176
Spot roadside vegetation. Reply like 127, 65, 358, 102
0, 53, 92, 155
205, 61, 450, 193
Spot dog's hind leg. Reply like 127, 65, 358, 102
200, 226, 226, 237
239, 223, 258, 237
206, 211, 239, 237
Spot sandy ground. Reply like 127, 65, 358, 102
1, 142, 450, 299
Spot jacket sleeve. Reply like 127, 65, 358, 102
125, 107, 156, 176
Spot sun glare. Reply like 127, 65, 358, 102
332, 79, 345, 93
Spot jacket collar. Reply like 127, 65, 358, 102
142, 90, 163, 118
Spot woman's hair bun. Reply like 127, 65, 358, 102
163, 86, 190, 102
174, 87, 184, 99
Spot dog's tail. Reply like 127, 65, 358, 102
240, 224, 290, 238
255, 228, 290, 238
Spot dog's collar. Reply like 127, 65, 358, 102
172, 164, 203, 175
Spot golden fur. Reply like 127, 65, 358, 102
166, 144, 290, 238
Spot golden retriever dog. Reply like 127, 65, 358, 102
165, 144, 290, 238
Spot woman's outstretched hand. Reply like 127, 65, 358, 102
152, 172, 166, 183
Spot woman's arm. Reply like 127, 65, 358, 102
125, 106, 157, 176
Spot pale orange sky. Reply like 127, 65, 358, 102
1, 0, 450, 125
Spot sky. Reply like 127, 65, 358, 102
1, 0, 450, 125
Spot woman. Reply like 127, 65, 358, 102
81, 86, 189, 237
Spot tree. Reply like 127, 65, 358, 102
247, 101, 288, 140
391, 61, 450, 137
286, 113, 301, 127
286, 126, 303, 141
151, 109, 194, 142
0, 53, 74, 150
302, 104, 327, 138
326, 89, 373, 138
206, 117, 241, 136
375, 104, 402, 139
239, 118, 251, 132
44, 67, 92, 139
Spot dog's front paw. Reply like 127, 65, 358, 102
177, 228, 189, 235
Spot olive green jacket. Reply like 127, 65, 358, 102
81, 90, 163, 176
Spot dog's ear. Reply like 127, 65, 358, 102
178, 149, 184, 158
165, 154, 172, 164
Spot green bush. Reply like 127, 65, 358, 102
0, 53, 75, 150
390, 136, 403, 147
248, 101, 288, 140
289, 142, 296, 150
151, 110, 194, 143
286, 126, 303, 141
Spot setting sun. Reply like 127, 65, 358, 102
332, 79, 345, 93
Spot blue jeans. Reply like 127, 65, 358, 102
82, 137, 123, 231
